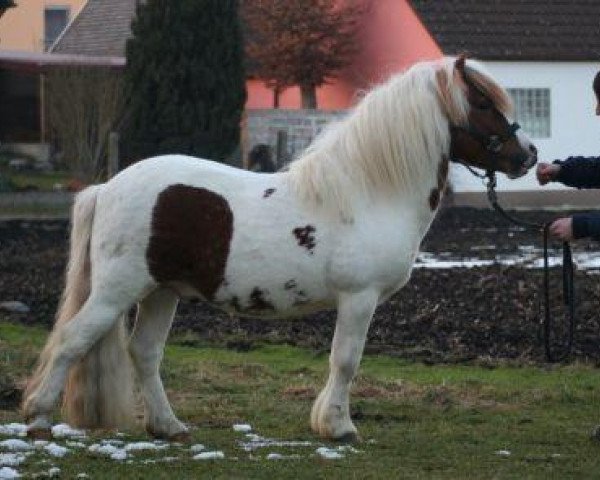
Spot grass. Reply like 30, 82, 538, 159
0, 168, 71, 192
2, 321, 600, 479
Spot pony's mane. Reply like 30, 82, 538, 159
286, 57, 511, 217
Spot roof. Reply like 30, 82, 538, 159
51, 0, 137, 56
409, 0, 600, 61
0, 50, 125, 74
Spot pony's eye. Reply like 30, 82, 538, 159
475, 99, 493, 110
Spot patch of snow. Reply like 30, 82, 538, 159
47, 467, 60, 477
65, 441, 86, 449
0, 426, 27, 438
51, 424, 86, 439
32, 441, 48, 448
0, 467, 20, 479
239, 434, 313, 452
43, 443, 69, 458
0, 440, 32, 452
316, 447, 344, 460
0, 454, 26, 467
470, 245, 497, 251
190, 444, 205, 453
265, 452, 301, 460
233, 424, 252, 433
100, 439, 124, 446
111, 450, 127, 461
415, 251, 600, 271
0, 301, 30, 314
76, 474, 89, 479
123, 441, 168, 452
88, 443, 127, 461
495, 450, 511, 457
336, 445, 361, 454
141, 456, 179, 464
193, 451, 225, 460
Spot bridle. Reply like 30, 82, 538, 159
449, 85, 575, 363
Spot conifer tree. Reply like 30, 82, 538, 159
124, 0, 246, 162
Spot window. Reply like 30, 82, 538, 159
44, 6, 70, 51
507, 88, 551, 138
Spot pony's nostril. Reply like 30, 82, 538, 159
529, 144, 537, 155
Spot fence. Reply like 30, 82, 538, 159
245, 109, 347, 168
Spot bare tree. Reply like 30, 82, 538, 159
243, 0, 368, 109
46, 67, 126, 182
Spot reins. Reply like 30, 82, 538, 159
485, 171, 576, 362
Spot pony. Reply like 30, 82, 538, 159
22, 56, 537, 442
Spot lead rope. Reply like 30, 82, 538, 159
486, 173, 576, 362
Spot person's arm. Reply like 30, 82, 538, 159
572, 212, 600, 241
553, 156, 600, 188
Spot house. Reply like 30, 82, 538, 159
3, 0, 600, 206
410, 0, 600, 206
0, 0, 87, 152
0, 0, 86, 52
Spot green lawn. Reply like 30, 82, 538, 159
1, 322, 600, 479
0, 168, 71, 192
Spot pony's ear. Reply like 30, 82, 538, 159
455, 55, 467, 75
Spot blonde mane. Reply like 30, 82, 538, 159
286, 57, 509, 216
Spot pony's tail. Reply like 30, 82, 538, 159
23, 185, 135, 429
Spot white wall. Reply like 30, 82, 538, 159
450, 61, 600, 192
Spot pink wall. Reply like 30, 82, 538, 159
246, 0, 443, 110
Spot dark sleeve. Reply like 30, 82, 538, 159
553, 156, 600, 188
572, 213, 600, 241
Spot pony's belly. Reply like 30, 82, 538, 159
210, 296, 335, 319
211, 278, 334, 318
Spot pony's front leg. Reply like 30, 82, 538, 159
311, 289, 379, 442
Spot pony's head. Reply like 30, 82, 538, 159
440, 56, 537, 178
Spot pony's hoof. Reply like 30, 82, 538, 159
333, 431, 361, 444
146, 425, 191, 444
27, 427, 53, 440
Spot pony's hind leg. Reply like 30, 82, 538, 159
311, 289, 379, 442
23, 290, 134, 432
128, 288, 189, 441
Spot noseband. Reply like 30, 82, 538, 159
451, 121, 521, 156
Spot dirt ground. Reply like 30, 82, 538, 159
1, 207, 599, 363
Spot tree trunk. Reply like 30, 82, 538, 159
300, 84, 317, 109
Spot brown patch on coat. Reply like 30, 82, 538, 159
438, 155, 449, 191
248, 287, 275, 311
146, 184, 234, 301
292, 225, 316, 253
263, 188, 276, 198
429, 188, 441, 210
429, 155, 449, 211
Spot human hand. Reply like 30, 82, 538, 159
536, 162, 561, 185
548, 217, 573, 241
